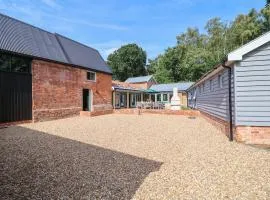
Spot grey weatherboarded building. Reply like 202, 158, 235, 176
187, 31, 270, 145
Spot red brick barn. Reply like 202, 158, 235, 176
0, 14, 112, 123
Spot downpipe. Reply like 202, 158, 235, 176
222, 62, 233, 142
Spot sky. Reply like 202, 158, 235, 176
0, 0, 265, 60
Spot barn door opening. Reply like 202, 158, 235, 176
0, 53, 32, 123
83, 89, 92, 111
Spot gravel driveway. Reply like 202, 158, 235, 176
0, 114, 269, 199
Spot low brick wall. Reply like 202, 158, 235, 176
199, 111, 230, 137
113, 109, 200, 117
235, 126, 270, 146
199, 111, 270, 146
80, 109, 113, 117
33, 107, 81, 122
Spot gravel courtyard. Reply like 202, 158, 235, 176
0, 114, 269, 199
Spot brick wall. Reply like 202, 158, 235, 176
200, 110, 270, 146
235, 126, 270, 145
32, 60, 112, 122
113, 108, 200, 116
200, 111, 230, 137
130, 82, 148, 89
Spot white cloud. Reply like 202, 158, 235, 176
42, 14, 128, 31
104, 48, 118, 57
92, 40, 128, 60
41, 0, 61, 9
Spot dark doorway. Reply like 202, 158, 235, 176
83, 89, 90, 111
0, 71, 32, 123
0, 51, 33, 123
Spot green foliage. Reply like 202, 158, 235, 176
261, 6, 270, 31
148, 6, 269, 83
181, 105, 190, 110
107, 44, 147, 81
267, 0, 270, 7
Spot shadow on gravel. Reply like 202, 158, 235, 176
0, 126, 162, 200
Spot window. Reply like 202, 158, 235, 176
87, 71, 96, 81
0, 52, 31, 73
218, 75, 223, 88
202, 83, 205, 92
163, 93, 168, 101
209, 79, 213, 91
0, 53, 10, 72
157, 94, 161, 102
11, 56, 31, 73
221, 76, 225, 87
151, 94, 155, 102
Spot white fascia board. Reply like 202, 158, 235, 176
228, 31, 270, 61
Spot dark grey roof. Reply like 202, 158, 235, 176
55, 34, 111, 73
125, 75, 153, 83
150, 82, 194, 92
0, 13, 111, 74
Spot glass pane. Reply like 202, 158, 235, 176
90, 72, 95, 80
157, 94, 161, 101
151, 94, 155, 102
163, 94, 168, 101
11, 56, 30, 73
0, 53, 11, 72
87, 72, 96, 80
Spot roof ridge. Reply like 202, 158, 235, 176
55, 33, 100, 53
54, 34, 71, 63
154, 81, 194, 85
128, 75, 152, 78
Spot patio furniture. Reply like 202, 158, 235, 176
152, 102, 159, 109
136, 102, 143, 109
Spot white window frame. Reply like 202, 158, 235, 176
162, 93, 168, 102
218, 75, 223, 88
209, 79, 213, 91
87, 71, 96, 82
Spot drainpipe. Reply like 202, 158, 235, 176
222, 61, 233, 141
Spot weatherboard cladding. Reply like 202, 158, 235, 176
125, 75, 153, 83
150, 82, 194, 92
235, 42, 270, 126
188, 68, 235, 123
0, 13, 111, 74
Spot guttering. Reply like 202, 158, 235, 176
222, 60, 233, 142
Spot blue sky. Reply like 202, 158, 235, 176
0, 0, 264, 60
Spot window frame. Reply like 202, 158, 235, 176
218, 74, 223, 88
162, 93, 168, 102
156, 93, 161, 102
86, 71, 96, 82
0, 52, 31, 74
209, 79, 213, 91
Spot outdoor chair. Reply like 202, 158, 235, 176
136, 102, 143, 109
158, 102, 165, 109
153, 102, 159, 109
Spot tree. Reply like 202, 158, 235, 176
148, 5, 267, 84
261, 5, 270, 31
107, 44, 147, 81
266, 0, 270, 7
